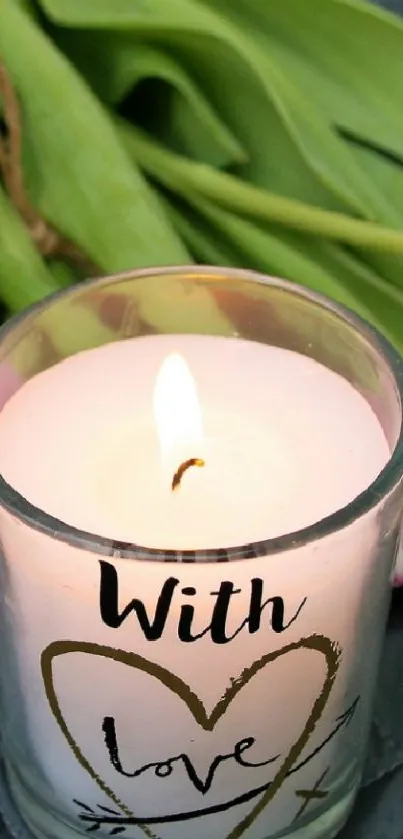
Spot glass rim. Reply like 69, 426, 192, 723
0, 264, 402, 563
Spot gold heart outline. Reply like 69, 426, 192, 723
41, 635, 340, 839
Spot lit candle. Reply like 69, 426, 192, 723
0, 332, 398, 839
0, 335, 389, 548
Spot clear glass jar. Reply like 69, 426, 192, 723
0, 266, 402, 839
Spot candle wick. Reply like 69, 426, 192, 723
171, 457, 205, 491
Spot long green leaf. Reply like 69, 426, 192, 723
119, 123, 403, 254
0, 185, 58, 311
189, 195, 403, 350
343, 141, 403, 226
200, 0, 403, 160
0, 0, 189, 273
157, 192, 241, 266
191, 198, 373, 315
0, 187, 125, 359
38, 0, 374, 216
36, 0, 403, 221
53, 33, 246, 168
192, 0, 403, 227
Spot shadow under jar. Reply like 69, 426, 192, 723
0, 266, 402, 839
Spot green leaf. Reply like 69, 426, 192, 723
207, 0, 403, 167
191, 197, 370, 313
38, 0, 367, 215
189, 194, 403, 350
351, 248, 403, 295
341, 139, 403, 227
36, 0, 166, 24
326, 245, 403, 351
0, 184, 58, 311
159, 188, 403, 352
53, 33, 246, 168
240, 52, 397, 226
47, 259, 80, 288
0, 188, 121, 360
157, 191, 241, 266
0, 0, 189, 274
188, 0, 403, 227
119, 123, 403, 254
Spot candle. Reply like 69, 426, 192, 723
0, 271, 401, 839
0, 335, 389, 548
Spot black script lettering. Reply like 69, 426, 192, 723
99, 563, 307, 643
177, 586, 202, 642
211, 580, 241, 644
206, 580, 306, 644
76, 697, 358, 827
99, 560, 178, 640
248, 579, 307, 634
178, 582, 242, 643
102, 716, 279, 794
209, 582, 242, 644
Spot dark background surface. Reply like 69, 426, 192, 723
339, 591, 403, 839
340, 2, 403, 835
376, 0, 403, 9
375, 0, 403, 8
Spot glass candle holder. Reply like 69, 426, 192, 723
0, 266, 402, 839
394, 543, 403, 586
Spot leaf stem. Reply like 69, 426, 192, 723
119, 122, 403, 255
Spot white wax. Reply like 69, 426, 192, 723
0, 335, 395, 839
0, 334, 389, 549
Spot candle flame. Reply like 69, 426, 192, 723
154, 353, 203, 464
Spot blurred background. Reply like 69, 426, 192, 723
2, 0, 403, 352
